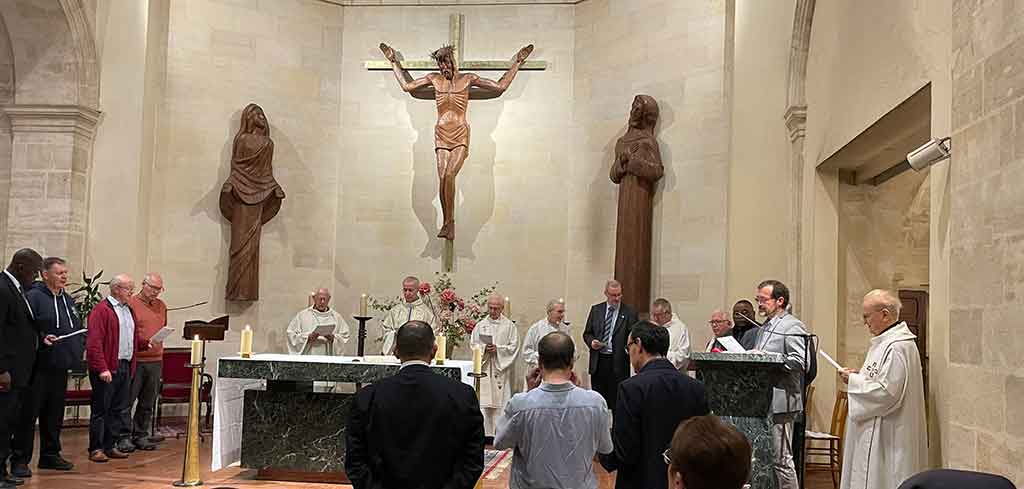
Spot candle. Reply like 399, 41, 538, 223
359, 293, 368, 316
190, 335, 202, 365
472, 345, 483, 374
241, 324, 253, 357
504, 296, 511, 317
308, 291, 314, 307
435, 334, 446, 364
558, 297, 564, 304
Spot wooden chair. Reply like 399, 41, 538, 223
805, 389, 849, 489
64, 359, 91, 427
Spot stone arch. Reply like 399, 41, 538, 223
0, 0, 99, 108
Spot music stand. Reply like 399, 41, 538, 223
182, 315, 228, 436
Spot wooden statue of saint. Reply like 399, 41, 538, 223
611, 95, 664, 316
378, 42, 534, 241
219, 103, 285, 301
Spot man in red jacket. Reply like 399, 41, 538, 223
85, 274, 150, 463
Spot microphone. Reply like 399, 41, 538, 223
736, 311, 761, 327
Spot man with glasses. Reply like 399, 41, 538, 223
121, 273, 168, 452
751, 280, 808, 489
599, 321, 708, 489
704, 310, 736, 352
85, 274, 151, 463
583, 279, 637, 413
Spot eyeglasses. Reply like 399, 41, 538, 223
624, 338, 639, 355
662, 448, 671, 466
143, 281, 165, 293
708, 319, 731, 325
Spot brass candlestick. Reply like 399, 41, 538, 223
172, 361, 203, 487
468, 371, 488, 489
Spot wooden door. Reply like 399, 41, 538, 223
898, 290, 928, 398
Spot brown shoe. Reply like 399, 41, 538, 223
104, 448, 129, 459
89, 450, 109, 463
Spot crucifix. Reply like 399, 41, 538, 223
367, 13, 547, 272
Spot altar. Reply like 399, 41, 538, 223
212, 354, 474, 482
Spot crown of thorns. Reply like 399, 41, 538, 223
430, 45, 456, 63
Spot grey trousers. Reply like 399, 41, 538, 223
125, 361, 162, 440
772, 413, 800, 489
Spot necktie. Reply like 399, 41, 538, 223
603, 307, 615, 348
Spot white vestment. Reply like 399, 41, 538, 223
841, 322, 927, 489
286, 307, 351, 356
380, 298, 435, 355
665, 314, 691, 369
470, 315, 519, 436
521, 318, 572, 372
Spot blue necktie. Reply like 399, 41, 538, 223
603, 307, 616, 349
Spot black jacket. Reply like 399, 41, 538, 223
345, 364, 484, 489
582, 301, 638, 377
0, 272, 39, 388
600, 358, 710, 489
25, 282, 85, 371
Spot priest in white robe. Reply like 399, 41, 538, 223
379, 276, 436, 355
471, 294, 519, 437
522, 299, 572, 373
286, 288, 351, 356
651, 298, 690, 369
839, 289, 927, 489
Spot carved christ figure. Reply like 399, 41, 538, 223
219, 103, 285, 301
379, 42, 534, 241
611, 95, 663, 316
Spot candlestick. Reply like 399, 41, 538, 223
359, 293, 368, 316
190, 335, 202, 365
241, 324, 253, 358
472, 345, 482, 374
435, 334, 447, 365
504, 296, 511, 317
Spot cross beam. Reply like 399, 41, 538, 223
364, 13, 548, 71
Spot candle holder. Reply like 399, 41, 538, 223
467, 372, 488, 401
353, 315, 372, 357
173, 361, 204, 487
239, 352, 252, 359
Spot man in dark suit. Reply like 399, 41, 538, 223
599, 321, 710, 489
345, 320, 484, 489
582, 279, 637, 412
0, 248, 43, 488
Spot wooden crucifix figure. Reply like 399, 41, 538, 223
378, 42, 534, 241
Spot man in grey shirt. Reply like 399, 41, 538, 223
494, 331, 613, 489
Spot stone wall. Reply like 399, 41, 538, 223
946, 0, 1024, 481
572, 0, 730, 355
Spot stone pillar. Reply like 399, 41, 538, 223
3, 104, 100, 267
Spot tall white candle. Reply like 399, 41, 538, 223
190, 335, 202, 365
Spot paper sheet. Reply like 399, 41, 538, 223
54, 328, 86, 342
479, 333, 494, 345
717, 335, 746, 353
150, 326, 175, 343
819, 349, 843, 371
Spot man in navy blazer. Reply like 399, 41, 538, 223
599, 320, 709, 489
582, 279, 638, 412
0, 249, 43, 488
345, 320, 484, 489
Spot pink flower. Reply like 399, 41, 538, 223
440, 288, 457, 305
464, 319, 477, 334
456, 298, 466, 310
419, 282, 432, 295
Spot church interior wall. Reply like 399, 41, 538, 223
572, 0, 731, 368
0, 16, 13, 255
800, 0, 952, 446
725, 0, 795, 317
945, 0, 1024, 482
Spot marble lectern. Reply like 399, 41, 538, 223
691, 351, 787, 489
213, 354, 473, 483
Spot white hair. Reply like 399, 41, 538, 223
865, 289, 902, 318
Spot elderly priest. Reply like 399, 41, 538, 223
286, 288, 351, 356
470, 295, 519, 438
522, 299, 570, 373
379, 276, 435, 355
839, 289, 927, 489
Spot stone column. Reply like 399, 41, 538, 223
3, 104, 101, 267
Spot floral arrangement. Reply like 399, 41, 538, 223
369, 273, 497, 351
